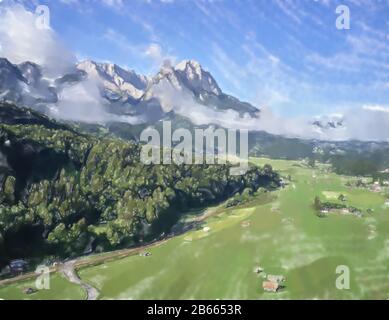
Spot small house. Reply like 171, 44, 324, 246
262, 281, 279, 293
9, 259, 28, 275
371, 184, 382, 193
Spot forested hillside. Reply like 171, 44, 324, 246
0, 103, 280, 266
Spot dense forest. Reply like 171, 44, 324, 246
328, 151, 389, 176
0, 103, 280, 267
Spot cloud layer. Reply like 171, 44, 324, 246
0, 5, 75, 78
0, 5, 122, 123
148, 77, 389, 141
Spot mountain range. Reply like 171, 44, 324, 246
0, 57, 260, 124
1, 55, 389, 175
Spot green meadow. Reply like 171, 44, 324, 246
1, 158, 389, 300
0, 273, 85, 300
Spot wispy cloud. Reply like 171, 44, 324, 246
60, 0, 124, 9
0, 4, 75, 77
102, 28, 175, 73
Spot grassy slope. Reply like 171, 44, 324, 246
0, 273, 85, 300
75, 158, 389, 300
2, 157, 389, 300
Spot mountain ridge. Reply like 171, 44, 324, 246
0, 56, 260, 125
1, 57, 385, 143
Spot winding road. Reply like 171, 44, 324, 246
60, 261, 100, 300
0, 203, 233, 298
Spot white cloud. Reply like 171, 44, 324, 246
154, 84, 389, 141
50, 78, 109, 123
60, 0, 80, 5
102, 28, 138, 55
60, 0, 123, 9
101, 0, 123, 7
103, 28, 175, 72
362, 105, 389, 113
256, 105, 389, 142
144, 43, 176, 68
210, 43, 247, 94
0, 5, 135, 124
340, 106, 389, 141
0, 5, 75, 78
306, 31, 389, 78
145, 43, 163, 61
210, 36, 298, 110
51, 77, 143, 124
273, 0, 302, 24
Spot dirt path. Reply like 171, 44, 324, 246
0, 237, 170, 289
60, 260, 99, 300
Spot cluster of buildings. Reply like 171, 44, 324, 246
254, 266, 286, 293
320, 206, 363, 218
370, 181, 389, 193
371, 182, 383, 193
263, 275, 286, 293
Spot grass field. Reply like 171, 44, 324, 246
1, 158, 389, 300
0, 273, 85, 300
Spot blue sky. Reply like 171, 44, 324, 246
1, 0, 389, 117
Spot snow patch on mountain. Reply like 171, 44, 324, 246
312, 114, 345, 130
174, 59, 222, 96
142, 59, 259, 119
77, 60, 150, 102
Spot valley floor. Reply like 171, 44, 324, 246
1, 158, 389, 300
